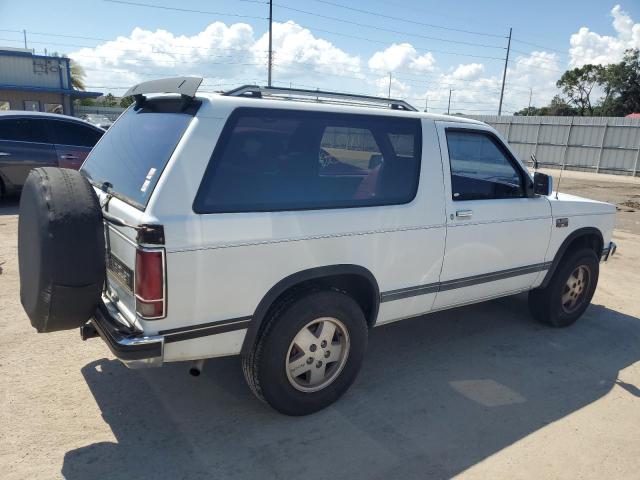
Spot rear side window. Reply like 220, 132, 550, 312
194, 108, 422, 213
82, 99, 197, 209
0, 118, 50, 143
50, 120, 103, 147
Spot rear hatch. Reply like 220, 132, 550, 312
80, 97, 199, 325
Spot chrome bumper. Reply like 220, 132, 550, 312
91, 301, 164, 369
601, 241, 617, 262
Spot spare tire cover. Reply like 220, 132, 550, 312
19, 167, 106, 332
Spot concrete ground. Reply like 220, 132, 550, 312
1, 171, 639, 480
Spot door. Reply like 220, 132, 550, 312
0, 117, 57, 190
48, 120, 103, 170
433, 122, 552, 309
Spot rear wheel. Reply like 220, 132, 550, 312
529, 248, 599, 327
242, 290, 368, 416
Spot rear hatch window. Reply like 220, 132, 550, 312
81, 98, 199, 209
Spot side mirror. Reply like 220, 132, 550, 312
533, 172, 552, 196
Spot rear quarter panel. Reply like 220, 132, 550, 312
146, 101, 448, 360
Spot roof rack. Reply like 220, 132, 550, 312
124, 77, 203, 108
223, 85, 417, 112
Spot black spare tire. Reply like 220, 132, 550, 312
19, 167, 106, 333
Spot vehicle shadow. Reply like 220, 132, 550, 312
62, 295, 640, 480
0, 196, 19, 216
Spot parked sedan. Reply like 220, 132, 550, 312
0, 111, 104, 198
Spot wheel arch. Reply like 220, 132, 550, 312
241, 264, 380, 355
540, 227, 604, 288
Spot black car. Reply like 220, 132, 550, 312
0, 111, 104, 198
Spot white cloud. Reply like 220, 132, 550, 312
451, 63, 484, 80
368, 43, 435, 73
70, 22, 261, 91
569, 4, 640, 67
254, 21, 361, 78
69, 21, 361, 93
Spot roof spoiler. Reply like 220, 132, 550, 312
124, 77, 203, 108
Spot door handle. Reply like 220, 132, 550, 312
60, 154, 78, 160
455, 209, 473, 219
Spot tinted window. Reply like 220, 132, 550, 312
50, 121, 103, 147
446, 130, 524, 201
0, 118, 50, 143
82, 101, 196, 209
194, 108, 421, 213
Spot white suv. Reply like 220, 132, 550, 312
18, 77, 617, 415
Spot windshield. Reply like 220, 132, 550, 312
81, 101, 196, 209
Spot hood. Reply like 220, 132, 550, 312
547, 192, 616, 217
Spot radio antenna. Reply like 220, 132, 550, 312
555, 162, 564, 199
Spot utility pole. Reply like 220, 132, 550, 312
498, 27, 512, 116
447, 89, 453, 115
267, 0, 273, 86
527, 87, 532, 115
424, 96, 428, 112
387, 72, 392, 99
23, 29, 27, 49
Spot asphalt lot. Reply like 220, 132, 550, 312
1, 170, 639, 480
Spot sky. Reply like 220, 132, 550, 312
1, 0, 639, 114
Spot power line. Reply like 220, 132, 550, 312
272, 3, 506, 49
103, 0, 268, 19
0, 35, 269, 57
305, 0, 505, 38
2, 29, 270, 54
272, 19, 505, 61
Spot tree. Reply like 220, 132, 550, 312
120, 96, 134, 108
70, 60, 86, 91
546, 95, 577, 116
597, 49, 640, 116
556, 65, 601, 115
514, 96, 576, 116
102, 93, 117, 107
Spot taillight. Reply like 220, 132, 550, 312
135, 248, 165, 319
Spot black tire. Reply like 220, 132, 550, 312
242, 289, 368, 416
19, 167, 105, 333
528, 248, 599, 327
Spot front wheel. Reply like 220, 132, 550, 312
242, 290, 368, 416
529, 248, 599, 327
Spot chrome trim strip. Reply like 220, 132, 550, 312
380, 262, 552, 303
167, 224, 447, 253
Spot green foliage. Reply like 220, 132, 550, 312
79, 98, 96, 106
120, 96, 134, 108
516, 49, 639, 117
556, 65, 601, 115
596, 49, 640, 116
70, 60, 86, 91
102, 93, 117, 107
514, 96, 576, 116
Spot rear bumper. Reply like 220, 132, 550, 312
91, 301, 164, 369
601, 241, 617, 262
